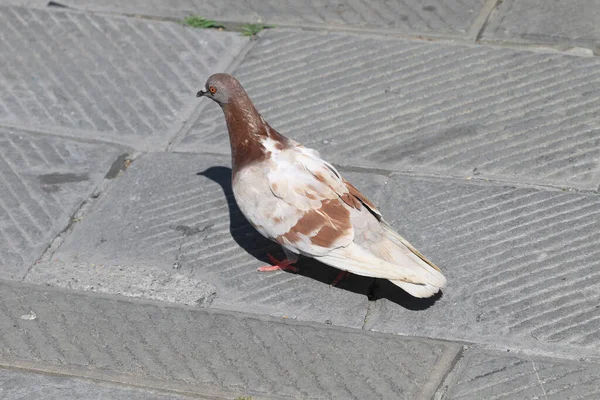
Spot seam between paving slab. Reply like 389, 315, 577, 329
466, 0, 500, 41
128, 14, 600, 56
385, 170, 600, 195
0, 122, 137, 153
20, 151, 145, 281
37, 2, 479, 42
0, 335, 456, 400
0, 122, 147, 154
171, 149, 600, 196
56, 6, 473, 43
166, 36, 258, 152
418, 344, 464, 400
0, 361, 245, 400
251, 25, 599, 56
0, 364, 209, 400
342, 166, 600, 195
161, 29, 257, 152
16, 269, 403, 332
37, 2, 600, 57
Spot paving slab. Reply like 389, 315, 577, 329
176, 29, 600, 191
364, 174, 600, 360
53, 0, 485, 37
0, 126, 125, 280
25, 152, 394, 328
0, 280, 462, 399
0, 0, 48, 7
0, 5, 247, 150
443, 348, 600, 400
482, 0, 600, 50
0, 367, 193, 400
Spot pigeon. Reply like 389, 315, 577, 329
197, 73, 446, 298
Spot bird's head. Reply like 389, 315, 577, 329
196, 73, 246, 106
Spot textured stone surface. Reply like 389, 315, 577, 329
0, 0, 47, 7
4, 1, 600, 392
0, 126, 125, 280
365, 175, 600, 359
444, 348, 600, 400
483, 0, 600, 49
0, 367, 192, 400
0, 5, 247, 150
57, 0, 485, 36
0, 280, 461, 399
26, 152, 392, 328
177, 30, 600, 190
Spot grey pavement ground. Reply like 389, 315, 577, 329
1, 0, 600, 399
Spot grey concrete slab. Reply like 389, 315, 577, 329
0, 280, 462, 399
0, 367, 192, 400
176, 29, 600, 191
25, 152, 392, 328
0, 5, 247, 150
0, 126, 125, 280
363, 174, 600, 360
55, 0, 485, 37
0, 0, 47, 7
443, 348, 600, 400
482, 0, 600, 50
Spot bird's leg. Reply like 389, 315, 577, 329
257, 252, 299, 273
331, 270, 350, 286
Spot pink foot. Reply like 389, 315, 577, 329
257, 253, 299, 273
331, 270, 350, 286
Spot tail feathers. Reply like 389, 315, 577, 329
380, 220, 442, 272
390, 280, 441, 298
314, 242, 446, 289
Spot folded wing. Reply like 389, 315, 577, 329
264, 145, 446, 297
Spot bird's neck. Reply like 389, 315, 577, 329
221, 99, 289, 175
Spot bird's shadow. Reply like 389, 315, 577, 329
198, 166, 441, 310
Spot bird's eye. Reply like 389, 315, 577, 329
209, 85, 217, 94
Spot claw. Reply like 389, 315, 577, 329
258, 252, 299, 273
331, 270, 349, 286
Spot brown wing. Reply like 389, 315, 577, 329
278, 198, 353, 251
342, 179, 382, 220
266, 148, 362, 256
344, 178, 441, 273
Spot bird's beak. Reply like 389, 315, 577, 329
196, 88, 207, 98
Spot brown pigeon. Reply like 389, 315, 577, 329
197, 73, 446, 298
